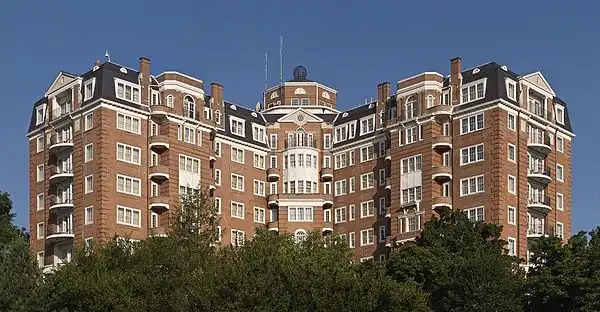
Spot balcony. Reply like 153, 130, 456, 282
431, 166, 452, 182
384, 236, 393, 248
385, 177, 391, 190
527, 133, 551, 156
46, 224, 74, 243
49, 166, 74, 183
385, 149, 392, 161
149, 135, 170, 151
395, 231, 421, 244
528, 194, 551, 212
267, 194, 278, 207
49, 196, 74, 212
322, 220, 333, 233
267, 167, 280, 182
527, 224, 547, 239
323, 194, 334, 208
267, 221, 279, 232
320, 167, 333, 181
149, 196, 170, 212
149, 165, 169, 181
149, 226, 167, 237
150, 104, 174, 118
528, 165, 552, 185
51, 105, 73, 121
431, 135, 452, 152
432, 196, 452, 211
49, 136, 73, 154
427, 104, 452, 117
285, 138, 317, 149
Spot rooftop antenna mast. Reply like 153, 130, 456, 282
104, 51, 111, 62
279, 36, 283, 85
264, 52, 268, 92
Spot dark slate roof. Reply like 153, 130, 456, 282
221, 101, 269, 148
553, 97, 573, 132
27, 97, 48, 133
332, 101, 379, 146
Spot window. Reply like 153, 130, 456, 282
379, 169, 386, 186
84, 143, 93, 163
461, 81, 485, 103
401, 186, 422, 204
253, 153, 265, 169
231, 147, 245, 164
324, 134, 331, 149
360, 173, 374, 190
360, 229, 375, 246
270, 134, 277, 149
349, 204, 355, 220
508, 144, 516, 162
464, 206, 484, 222
166, 95, 174, 107
231, 201, 245, 219
460, 175, 485, 196
214, 197, 222, 214
36, 222, 44, 239
215, 110, 221, 124
405, 126, 418, 144
335, 207, 347, 223
401, 155, 422, 174
36, 106, 45, 125
334, 154, 347, 169
508, 175, 517, 194
360, 200, 375, 218
348, 150, 355, 166
215, 141, 221, 157
360, 116, 375, 135
85, 175, 93, 193
214, 169, 221, 186
254, 207, 265, 224
84, 113, 93, 131
177, 125, 182, 140
36, 193, 44, 211
115, 80, 140, 103
204, 107, 212, 120
556, 193, 564, 211
507, 206, 516, 225
36, 136, 44, 153
334, 180, 347, 196
252, 124, 266, 143
36, 251, 44, 267
36, 164, 44, 182
253, 180, 265, 196
183, 126, 195, 144
460, 113, 484, 135
288, 207, 313, 222
231, 230, 245, 246
507, 237, 516, 256
426, 95, 434, 108
507, 80, 516, 101
556, 136, 564, 153
85, 206, 93, 225
117, 206, 141, 227
179, 155, 200, 174
231, 174, 245, 191
335, 125, 348, 142
116, 113, 141, 134
183, 96, 195, 119
379, 141, 385, 157
460, 144, 484, 165
117, 175, 141, 196
349, 177, 355, 193
555, 106, 565, 125
349, 232, 356, 248
151, 90, 159, 106
556, 164, 564, 182
360, 145, 374, 162
508, 113, 516, 131
379, 197, 386, 215
556, 222, 564, 239
230, 117, 245, 137
404, 96, 417, 120
116, 143, 141, 165
379, 225, 387, 242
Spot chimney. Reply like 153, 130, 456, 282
139, 57, 151, 105
210, 83, 224, 107
376, 82, 390, 127
450, 57, 462, 105
94, 60, 100, 66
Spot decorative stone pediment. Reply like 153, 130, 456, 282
45, 72, 78, 97
276, 108, 323, 127
522, 72, 555, 97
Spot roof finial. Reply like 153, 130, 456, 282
104, 51, 111, 62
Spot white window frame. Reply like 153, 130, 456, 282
85, 174, 93, 193
183, 126, 196, 144
460, 174, 485, 196
334, 180, 347, 196
507, 143, 516, 163
114, 78, 141, 104
231, 174, 245, 192
556, 222, 564, 239
36, 135, 44, 153
84, 206, 93, 225
460, 79, 486, 103
116, 205, 141, 227
36, 105, 46, 125
116, 143, 141, 165
231, 201, 245, 219
507, 237, 516, 256
506, 79, 517, 101
460, 144, 484, 166
334, 206, 347, 224
507, 112, 516, 131
253, 207, 266, 224
360, 172, 374, 190
166, 95, 174, 107
556, 135, 564, 153
36, 164, 44, 182
405, 126, 418, 144
556, 164, 564, 182
555, 105, 565, 125
359, 115, 375, 135
556, 193, 564, 211
116, 112, 141, 135
36, 193, 44, 211
252, 124, 266, 143
360, 228, 375, 246
231, 146, 245, 164
360, 145, 374, 162
253, 153, 266, 169
116, 174, 142, 196
349, 177, 355, 193
36, 222, 44, 239
84, 113, 93, 131
230, 116, 246, 137
253, 180, 266, 196
270, 134, 278, 149
84, 143, 93, 163
231, 229, 245, 246
349, 232, 355, 248
508, 175, 517, 194
349, 204, 355, 221
324, 134, 331, 149
288, 207, 313, 222
464, 206, 484, 222
360, 200, 375, 218
379, 225, 386, 242
178, 154, 201, 174
460, 113, 484, 135
507, 206, 516, 225
214, 169, 221, 186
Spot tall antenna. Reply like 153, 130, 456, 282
279, 36, 283, 85
264, 52, 268, 92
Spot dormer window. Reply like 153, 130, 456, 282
555, 105, 565, 125
426, 95, 434, 108
335, 126, 347, 142
360, 115, 375, 135
461, 79, 486, 104
252, 124, 266, 143
442, 90, 450, 105
404, 96, 417, 120
230, 117, 245, 137
349, 122, 356, 138
183, 96, 195, 119
215, 110, 221, 124
506, 79, 517, 101
204, 107, 212, 120
115, 79, 141, 104
84, 78, 96, 101
151, 90, 160, 106
36, 105, 46, 125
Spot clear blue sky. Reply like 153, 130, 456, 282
0, 1, 597, 233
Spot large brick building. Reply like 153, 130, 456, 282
27, 56, 573, 269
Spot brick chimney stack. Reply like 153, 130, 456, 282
139, 57, 151, 106
450, 57, 462, 105
376, 82, 391, 127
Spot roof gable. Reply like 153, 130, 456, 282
276, 108, 324, 126
45, 72, 78, 97
522, 72, 555, 96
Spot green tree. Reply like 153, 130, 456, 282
386, 209, 524, 312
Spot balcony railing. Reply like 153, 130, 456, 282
528, 193, 551, 206
53, 165, 73, 175
527, 226, 545, 237
285, 138, 317, 149
48, 223, 74, 236
529, 164, 551, 176
527, 101, 553, 121
51, 196, 73, 205
51, 105, 73, 120
50, 135, 72, 146
527, 132, 551, 146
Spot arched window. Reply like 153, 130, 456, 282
426, 95, 434, 108
215, 110, 221, 124
184, 96, 195, 119
166, 95, 174, 108
404, 95, 416, 120
294, 229, 308, 244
